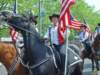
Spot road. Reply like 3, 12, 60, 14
83, 59, 100, 75
0, 59, 100, 75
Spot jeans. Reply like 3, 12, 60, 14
82, 41, 92, 54
53, 44, 62, 53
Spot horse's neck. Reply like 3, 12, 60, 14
2, 57, 14, 70
22, 31, 47, 64
22, 28, 42, 50
1, 52, 28, 75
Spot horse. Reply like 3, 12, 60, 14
0, 11, 82, 75
0, 42, 28, 75
70, 38, 99, 71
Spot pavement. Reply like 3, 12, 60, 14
83, 59, 100, 75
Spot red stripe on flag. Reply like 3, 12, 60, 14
58, 0, 76, 44
60, 0, 72, 18
10, 27, 18, 43
70, 20, 81, 30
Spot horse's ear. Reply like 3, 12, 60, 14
0, 11, 13, 18
0, 11, 14, 24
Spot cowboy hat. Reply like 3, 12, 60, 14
98, 23, 100, 26
49, 14, 59, 21
80, 23, 87, 28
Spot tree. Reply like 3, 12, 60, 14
0, 0, 100, 37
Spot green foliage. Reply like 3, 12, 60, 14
0, 28, 10, 37
0, 0, 100, 38
71, 0, 100, 31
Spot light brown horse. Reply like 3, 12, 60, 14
0, 42, 28, 75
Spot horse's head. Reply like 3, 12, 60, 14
0, 43, 16, 64
0, 10, 14, 23
0, 10, 37, 32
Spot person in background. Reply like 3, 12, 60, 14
44, 14, 62, 52
79, 24, 89, 43
79, 24, 91, 54
95, 23, 100, 37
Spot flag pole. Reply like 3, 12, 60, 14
14, 0, 17, 14
64, 25, 69, 75
39, 0, 42, 34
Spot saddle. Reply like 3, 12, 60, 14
60, 44, 82, 73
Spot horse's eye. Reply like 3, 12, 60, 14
4, 18, 7, 21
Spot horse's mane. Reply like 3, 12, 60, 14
0, 42, 16, 56
0, 42, 7, 54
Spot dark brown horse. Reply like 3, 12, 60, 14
70, 39, 99, 71
0, 42, 28, 75
82, 33, 100, 71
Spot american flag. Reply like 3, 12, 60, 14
9, 27, 18, 43
70, 15, 90, 32
70, 15, 81, 30
58, 0, 76, 44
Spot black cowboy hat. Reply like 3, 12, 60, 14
49, 14, 59, 21
98, 23, 100, 26
80, 23, 87, 28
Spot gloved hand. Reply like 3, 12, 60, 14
44, 38, 51, 46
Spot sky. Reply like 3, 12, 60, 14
85, 0, 100, 11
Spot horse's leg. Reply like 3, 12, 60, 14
95, 59, 99, 71
91, 58, 95, 71
70, 64, 82, 75
82, 59, 84, 70
80, 51, 84, 70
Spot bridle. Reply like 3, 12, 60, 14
7, 43, 24, 75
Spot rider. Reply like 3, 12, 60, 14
44, 14, 62, 53
79, 24, 91, 54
